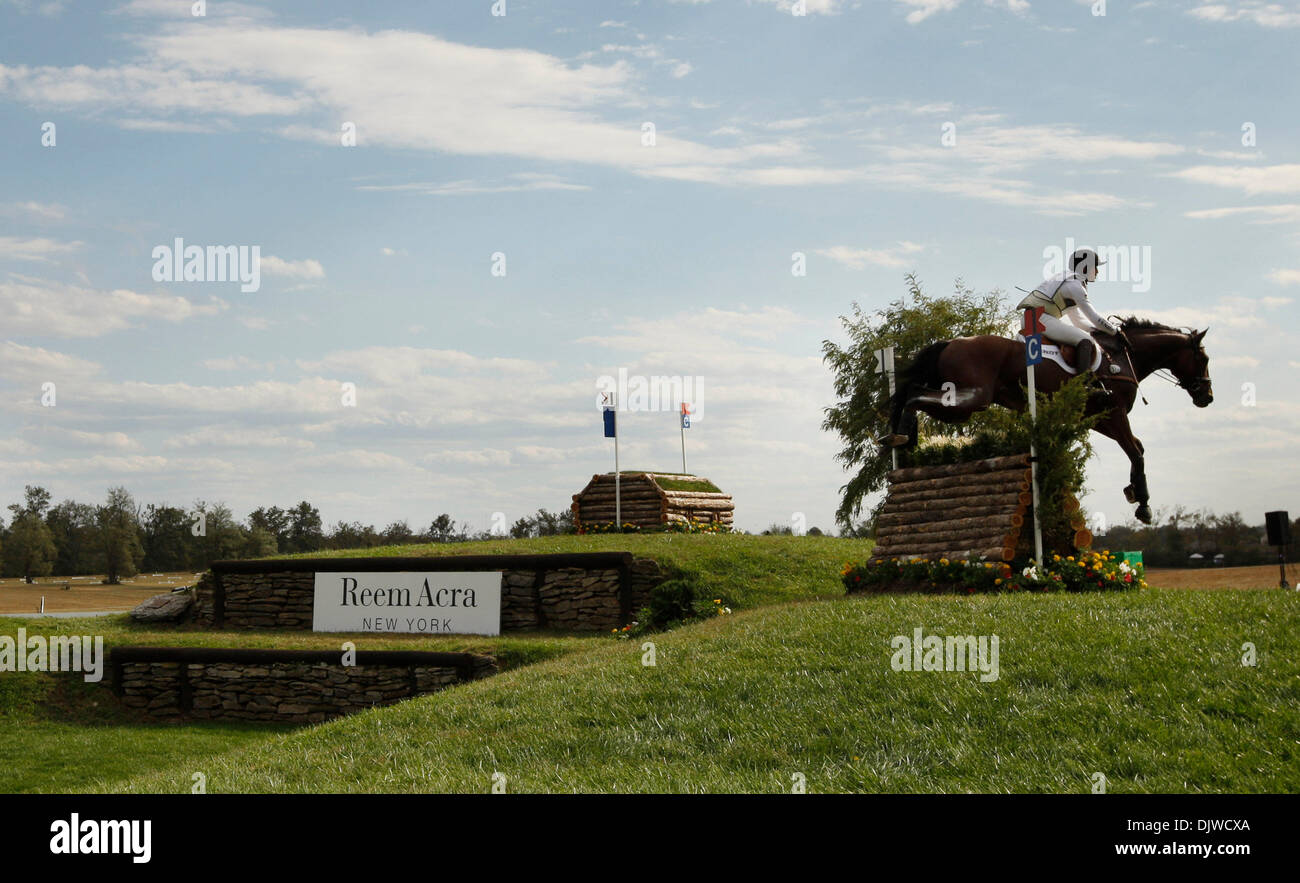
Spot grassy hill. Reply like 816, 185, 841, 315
3, 534, 1298, 793
102, 589, 1299, 794
0, 535, 864, 792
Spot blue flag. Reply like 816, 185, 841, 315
603, 406, 616, 438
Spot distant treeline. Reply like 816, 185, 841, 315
0, 484, 572, 584
1094, 507, 1298, 568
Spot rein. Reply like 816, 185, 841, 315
1112, 319, 1209, 402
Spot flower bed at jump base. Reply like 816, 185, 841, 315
842, 549, 1145, 595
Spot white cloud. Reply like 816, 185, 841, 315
0, 201, 67, 221
1184, 204, 1300, 223
0, 340, 101, 382
0, 61, 307, 116
423, 449, 513, 466
817, 241, 926, 269
164, 426, 314, 451
1170, 163, 1300, 195
260, 255, 325, 280
0, 275, 226, 337
0, 23, 804, 185
0, 237, 82, 262
358, 173, 589, 197
111, 0, 272, 18
60, 430, 140, 451
897, 0, 963, 23
1267, 269, 1300, 285
1187, 2, 1300, 28
201, 355, 277, 372
887, 124, 1184, 168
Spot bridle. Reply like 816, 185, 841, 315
1130, 324, 1210, 399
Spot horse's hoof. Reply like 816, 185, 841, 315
1123, 485, 1137, 504
1135, 504, 1152, 524
879, 434, 910, 448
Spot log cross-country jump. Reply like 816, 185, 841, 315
880, 318, 1213, 525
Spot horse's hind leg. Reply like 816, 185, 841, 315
881, 384, 992, 449
881, 396, 919, 448
911, 383, 994, 424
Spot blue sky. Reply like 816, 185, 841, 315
1, 0, 1298, 534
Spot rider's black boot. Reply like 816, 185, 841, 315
1074, 338, 1097, 374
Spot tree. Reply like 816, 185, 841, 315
5, 513, 56, 583
381, 520, 416, 546
242, 526, 278, 558
822, 275, 1013, 528
532, 508, 573, 537
140, 504, 192, 572
328, 521, 382, 549
95, 487, 144, 585
287, 501, 324, 553
508, 508, 574, 539
427, 514, 464, 543
188, 501, 246, 566
9, 485, 52, 521
248, 506, 291, 551
46, 501, 100, 575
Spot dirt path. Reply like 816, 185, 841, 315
1145, 563, 1297, 590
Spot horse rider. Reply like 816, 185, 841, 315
1018, 247, 1120, 374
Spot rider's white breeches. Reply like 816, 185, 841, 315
1040, 314, 1092, 346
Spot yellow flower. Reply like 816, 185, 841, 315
1067, 556, 1074, 562
939, 558, 949, 565
995, 578, 1002, 585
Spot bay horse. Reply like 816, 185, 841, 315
881, 318, 1213, 524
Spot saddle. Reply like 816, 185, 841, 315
1051, 331, 1137, 384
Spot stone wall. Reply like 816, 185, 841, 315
108, 648, 497, 724
192, 552, 667, 632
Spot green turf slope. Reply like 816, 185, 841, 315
103, 589, 1299, 794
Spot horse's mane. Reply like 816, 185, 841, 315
1117, 316, 1182, 333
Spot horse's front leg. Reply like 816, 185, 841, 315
1095, 413, 1151, 524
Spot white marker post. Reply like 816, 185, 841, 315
1023, 309, 1045, 565
613, 395, 621, 528
679, 402, 690, 474
875, 345, 898, 470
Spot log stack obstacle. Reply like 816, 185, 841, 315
872, 454, 1092, 562
572, 473, 734, 530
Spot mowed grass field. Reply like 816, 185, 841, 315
103, 590, 1299, 794
0, 571, 199, 614
0, 535, 1296, 793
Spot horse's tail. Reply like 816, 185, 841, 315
889, 341, 949, 431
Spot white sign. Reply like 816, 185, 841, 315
312, 572, 502, 635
